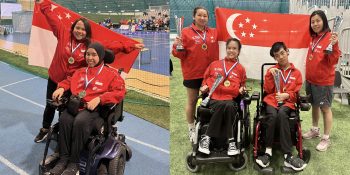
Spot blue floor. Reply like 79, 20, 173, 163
0, 61, 169, 175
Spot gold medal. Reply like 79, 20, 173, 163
78, 90, 86, 98
224, 80, 230, 87
202, 43, 207, 50
68, 57, 75, 64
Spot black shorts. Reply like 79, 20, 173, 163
305, 81, 333, 107
183, 78, 203, 89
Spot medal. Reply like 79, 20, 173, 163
224, 80, 230, 87
308, 54, 313, 60
68, 57, 75, 64
202, 43, 207, 50
69, 41, 82, 64
78, 90, 86, 98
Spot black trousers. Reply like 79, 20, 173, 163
59, 109, 104, 163
264, 105, 293, 154
42, 77, 57, 129
206, 100, 238, 139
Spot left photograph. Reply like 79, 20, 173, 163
0, 0, 169, 174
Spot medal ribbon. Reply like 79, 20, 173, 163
191, 27, 207, 44
71, 39, 82, 56
311, 32, 326, 53
280, 69, 292, 85
223, 60, 238, 79
84, 65, 104, 90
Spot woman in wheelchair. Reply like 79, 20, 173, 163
50, 42, 126, 175
255, 42, 306, 171
198, 38, 246, 156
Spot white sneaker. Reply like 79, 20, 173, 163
316, 138, 331, 151
198, 135, 210, 154
188, 128, 195, 142
302, 128, 320, 139
227, 142, 240, 156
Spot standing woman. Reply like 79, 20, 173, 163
34, 0, 143, 143
302, 10, 341, 152
172, 6, 219, 142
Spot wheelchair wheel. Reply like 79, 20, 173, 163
301, 148, 311, 164
186, 152, 200, 173
108, 146, 126, 175
228, 152, 248, 171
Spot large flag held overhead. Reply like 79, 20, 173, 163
216, 8, 311, 79
28, 1, 140, 75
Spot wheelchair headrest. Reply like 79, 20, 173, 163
104, 49, 115, 64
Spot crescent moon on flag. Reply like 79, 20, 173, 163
226, 13, 241, 40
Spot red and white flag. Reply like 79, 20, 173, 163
216, 8, 311, 79
28, 1, 140, 75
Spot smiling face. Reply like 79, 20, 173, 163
193, 8, 208, 29
72, 20, 87, 40
226, 40, 240, 60
85, 48, 100, 67
310, 14, 324, 34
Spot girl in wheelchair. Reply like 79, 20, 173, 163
255, 42, 306, 171
50, 42, 126, 175
198, 38, 246, 156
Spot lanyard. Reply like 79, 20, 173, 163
191, 27, 207, 43
280, 69, 292, 84
84, 65, 104, 90
311, 32, 326, 52
71, 40, 82, 56
223, 60, 238, 79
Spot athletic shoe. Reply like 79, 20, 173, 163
49, 159, 68, 175
256, 153, 271, 168
316, 138, 331, 151
198, 135, 210, 154
302, 128, 320, 139
284, 155, 307, 171
34, 128, 49, 143
227, 141, 240, 156
62, 162, 79, 175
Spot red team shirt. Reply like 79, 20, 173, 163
172, 23, 219, 80
305, 31, 341, 86
263, 63, 302, 110
58, 64, 126, 105
202, 59, 246, 100
40, 0, 135, 84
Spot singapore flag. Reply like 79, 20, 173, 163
29, 0, 140, 74
216, 8, 310, 79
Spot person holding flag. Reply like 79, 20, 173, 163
33, 0, 144, 143
198, 38, 246, 156
302, 10, 341, 152
255, 42, 306, 171
172, 6, 219, 142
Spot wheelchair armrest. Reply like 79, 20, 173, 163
251, 91, 260, 101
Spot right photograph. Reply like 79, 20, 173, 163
170, 0, 350, 174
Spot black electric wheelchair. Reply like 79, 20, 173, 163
39, 50, 132, 175
185, 91, 252, 173
250, 63, 311, 174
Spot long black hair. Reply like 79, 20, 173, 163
71, 18, 91, 46
309, 10, 330, 36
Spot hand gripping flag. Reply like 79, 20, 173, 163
28, 1, 140, 74
216, 8, 310, 79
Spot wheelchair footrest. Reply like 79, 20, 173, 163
253, 163, 274, 174
195, 151, 241, 164
281, 165, 303, 174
